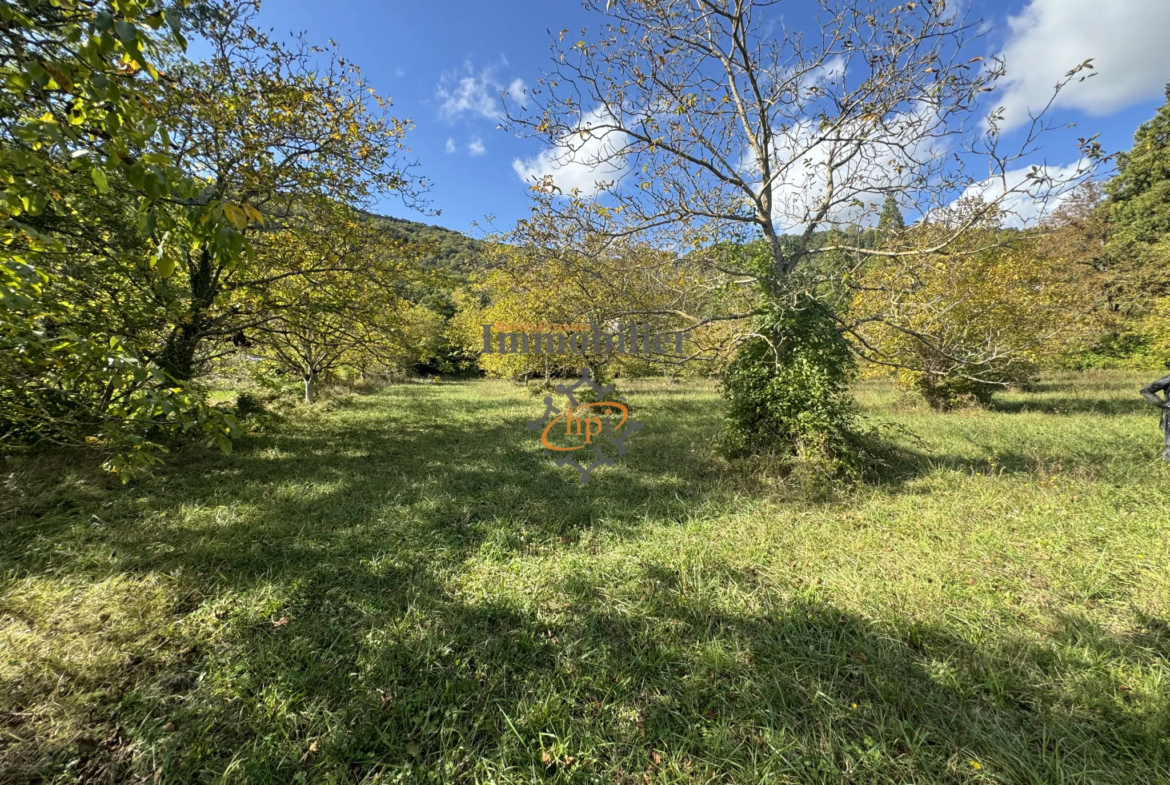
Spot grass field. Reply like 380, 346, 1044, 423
2, 372, 1169, 784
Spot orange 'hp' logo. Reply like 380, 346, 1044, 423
527, 368, 642, 484
540, 402, 629, 451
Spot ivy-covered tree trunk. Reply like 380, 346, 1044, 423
720, 294, 861, 476
158, 246, 218, 382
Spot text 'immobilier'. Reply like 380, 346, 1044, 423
481, 323, 690, 355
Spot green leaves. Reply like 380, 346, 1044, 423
0, 0, 250, 476
91, 168, 109, 193
2, 0, 427, 476
154, 254, 176, 278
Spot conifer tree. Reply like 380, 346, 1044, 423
877, 194, 906, 232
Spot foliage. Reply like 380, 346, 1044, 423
0, 0, 427, 474
233, 390, 266, 419
721, 295, 861, 477
1106, 85, 1170, 268
851, 203, 1093, 409
876, 194, 906, 233
454, 216, 706, 382
148, 0, 424, 382
1097, 85, 1170, 368
247, 206, 425, 402
373, 213, 487, 273
0, 0, 247, 476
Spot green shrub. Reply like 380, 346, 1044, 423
720, 297, 863, 479
234, 392, 267, 419
911, 359, 1038, 411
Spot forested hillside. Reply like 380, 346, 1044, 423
371, 214, 488, 274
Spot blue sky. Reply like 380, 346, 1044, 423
250, 0, 1170, 235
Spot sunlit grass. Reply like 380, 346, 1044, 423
2, 372, 1168, 783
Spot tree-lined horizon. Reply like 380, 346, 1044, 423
4, 0, 1168, 478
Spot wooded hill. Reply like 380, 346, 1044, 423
370, 213, 488, 274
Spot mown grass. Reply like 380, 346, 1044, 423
2, 372, 1169, 784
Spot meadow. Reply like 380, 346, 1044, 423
2, 372, 1169, 784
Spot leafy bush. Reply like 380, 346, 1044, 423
233, 392, 267, 419
911, 362, 1037, 410
850, 211, 1090, 409
720, 297, 863, 479
525, 379, 558, 397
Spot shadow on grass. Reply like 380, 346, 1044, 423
0, 383, 743, 674
131, 566, 1170, 782
868, 443, 1059, 485
988, 397, 1153, 416
3, 382, 1168, 782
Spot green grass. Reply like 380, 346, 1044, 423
2, 372, 1169, 784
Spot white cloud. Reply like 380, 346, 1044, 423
755, 103, 948, 232
511, 106, 629, 197
445, 138, 455, 154
436, 61, 528, 122
993, 0, 1170, 130
467, 137, 486, 156
951, 160, 1089, 227
506, 78, 529, 108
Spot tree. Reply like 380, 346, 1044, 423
0, 0, 247, 475
1106, 85, 1170, 266
877, 194, 906, 232
0, 0, 427, 475
453, 207, 710, 383
1028, 181, 1122, 368
852, 201, 1091, 408
506, 0, 1094, 471
248, 206, 424, 402
148, 0, 425, 382
1099, 85, 1170, 367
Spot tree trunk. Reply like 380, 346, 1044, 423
158, 246, 217, 381
159, 322, 202, 382
303, 371, 315, 404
